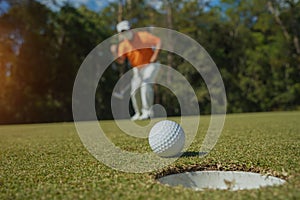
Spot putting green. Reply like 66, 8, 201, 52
0, 111, 299, 199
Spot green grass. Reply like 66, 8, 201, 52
0, 111, 299, 199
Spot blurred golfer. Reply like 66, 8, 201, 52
110, 20, 161, 121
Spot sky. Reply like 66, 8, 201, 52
0, 0, 9, 15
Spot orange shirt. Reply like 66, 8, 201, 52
118, 31, 161, 67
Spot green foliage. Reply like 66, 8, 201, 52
0, 0, 300, 124
0, 1, 111, 123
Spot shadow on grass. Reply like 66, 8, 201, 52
160, 152, 208, 158
181, 151, 208, 158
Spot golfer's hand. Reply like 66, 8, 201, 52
110, 44, 118, 54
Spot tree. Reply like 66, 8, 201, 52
0, 0, 111, 124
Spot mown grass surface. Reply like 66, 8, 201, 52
0, 111, 299, 199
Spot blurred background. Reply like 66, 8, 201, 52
0, 0, 299, 124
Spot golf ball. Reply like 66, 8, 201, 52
148, 120, 185, 157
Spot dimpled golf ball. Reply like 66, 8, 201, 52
148, 120, 185, 157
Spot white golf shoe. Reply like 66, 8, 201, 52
139, 112, 149, 120
131, 113, 141, 121
139, 109, 153, 120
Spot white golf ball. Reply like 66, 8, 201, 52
148, 120, 185, 157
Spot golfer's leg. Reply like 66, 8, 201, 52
140, 63, 160, 118
131, 91, 142, 120
130, 68, 142, 120
141, 83, 153, 111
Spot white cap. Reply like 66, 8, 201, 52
116, 20, 130, 32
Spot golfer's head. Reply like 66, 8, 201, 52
117, 20, 133, 40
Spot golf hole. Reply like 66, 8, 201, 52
157, 171, 286, 191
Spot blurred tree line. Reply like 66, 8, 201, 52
0, 0, 299, 124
